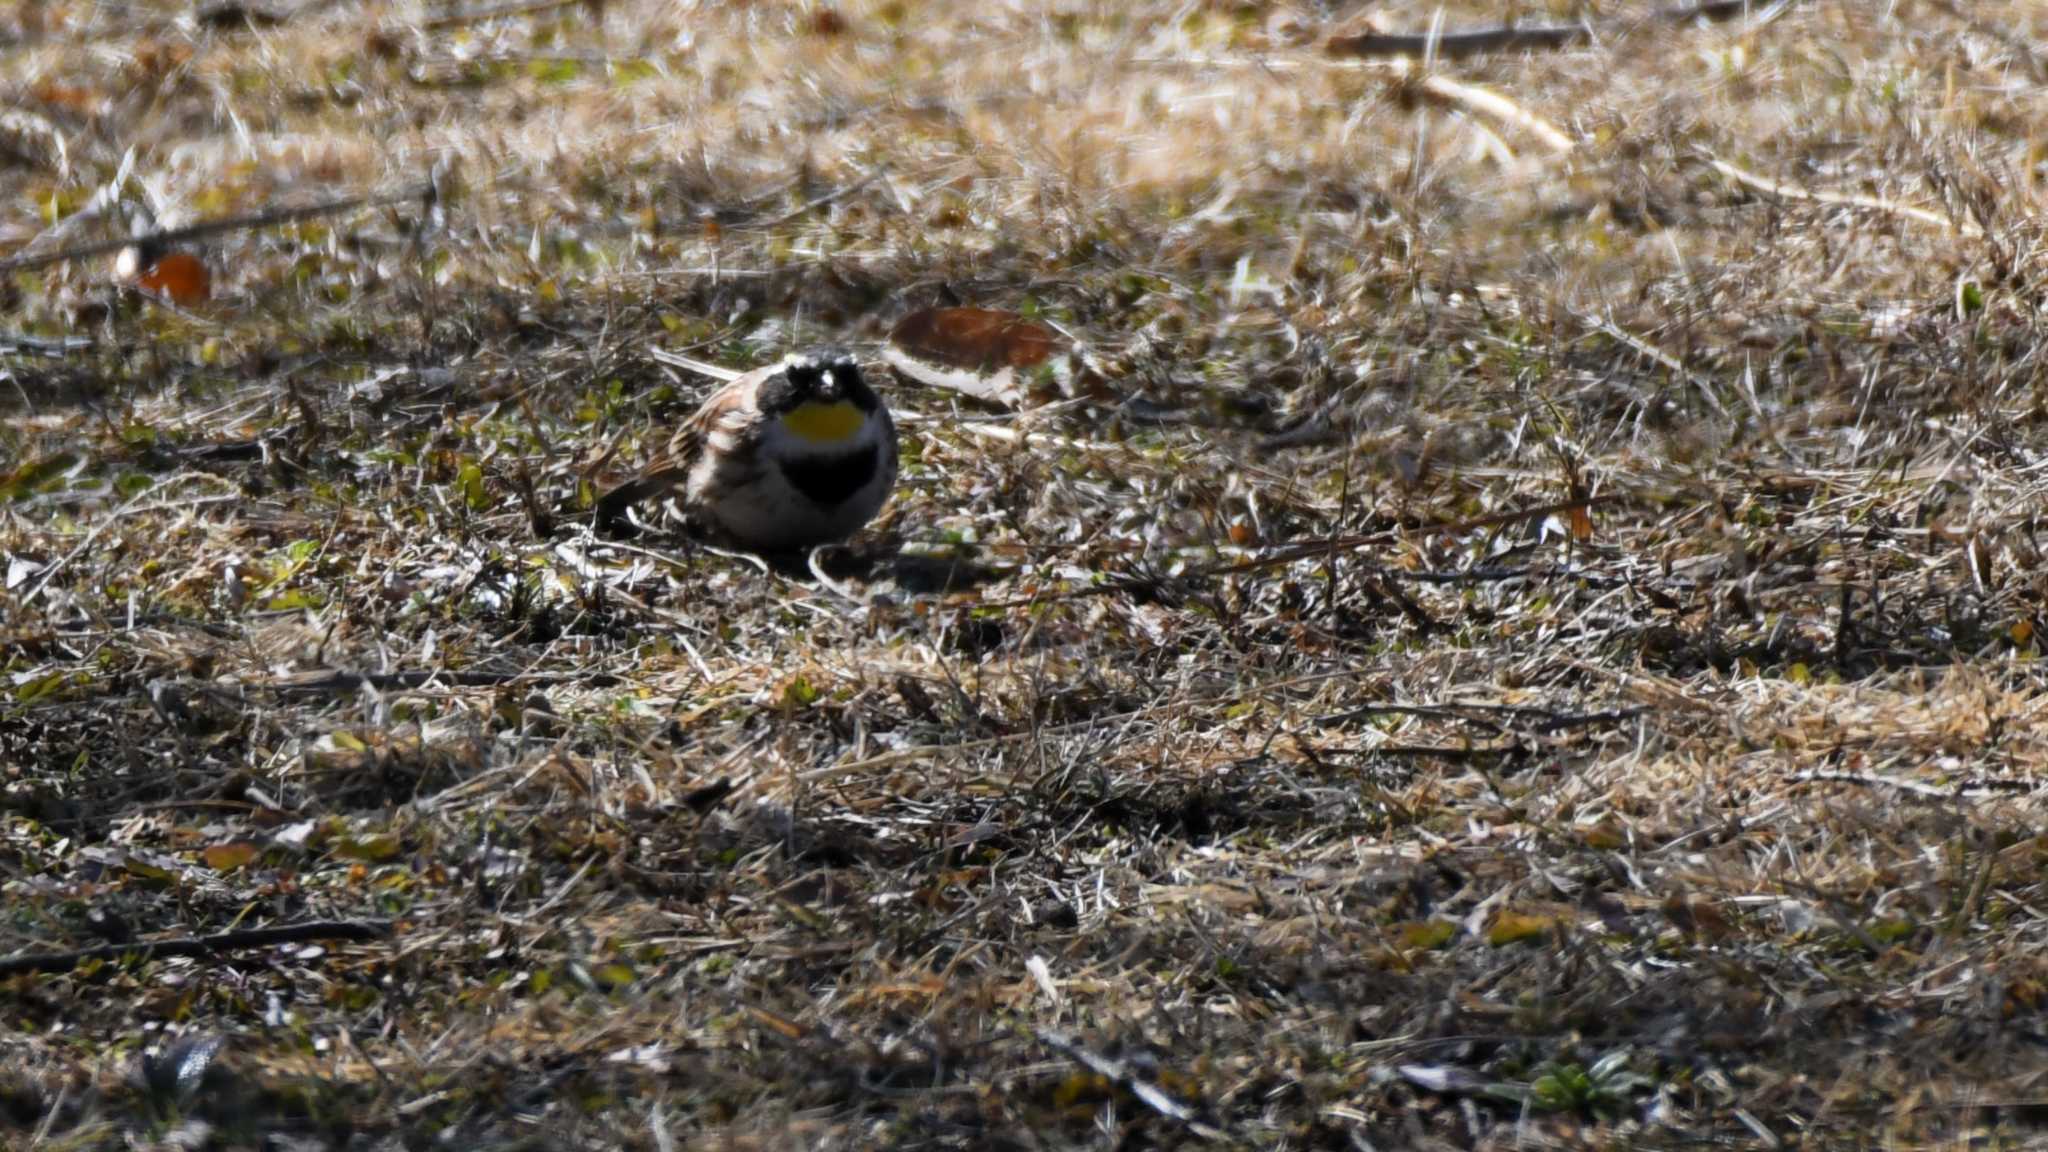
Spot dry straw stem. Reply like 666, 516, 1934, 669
907, 414, 1130, 457
0, 919, 390, 977
1156, 53, 1576, 157
1703, 154, 1987, 237
1394, 59, 1577, 155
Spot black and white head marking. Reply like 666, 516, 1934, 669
754, 348, 877, 415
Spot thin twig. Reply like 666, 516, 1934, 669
1409, 67, 1576, 154
1327, 0, 1797, 60
27, 1083, 66, 1149
1320, 740, 1527, 761
756, 171, 883, 231
420, 0, 581, 30
1703, 155, 1984, 237
1133, 52, 1575, 154
250, 668, 619, 694
1330, 17, 1586, 60
1318, 703, 1510, 734
647, 346, 745, 381
0, 183, 433, 274
1580, 311, 1731, 420
0, 920, 391, 977
1789, 770, 2042, 801
1317, 702, 1647, 734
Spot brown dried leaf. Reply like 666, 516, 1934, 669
201, 841, 260, 872
883, 307, 1062, 408
1662, 893, 1732, 941
123, 249, 213, 306
1486, 909, 1556, 947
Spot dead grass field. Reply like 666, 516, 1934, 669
4, 0, 2048, 1147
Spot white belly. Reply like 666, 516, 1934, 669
703, 454, 892, 551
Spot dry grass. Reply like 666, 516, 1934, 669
4, 0, 2048, 1147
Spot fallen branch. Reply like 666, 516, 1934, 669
1702, 155, 1983, 237
1324, 740, 1527, 761
1317, 702, 1647, 735
0, 333, 92, 356
0, 183, 434, 274
253, 668, 618, 694
1789, 770, 2042, 801
1328, 0, 1797, 59
1406, 65, 1576, 154
0, 920, 390, 977
1318, 702, 1510, 734
420, 0, 581, 30
1331, 19, 1585, 60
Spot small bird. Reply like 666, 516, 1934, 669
597, 347, 898, 553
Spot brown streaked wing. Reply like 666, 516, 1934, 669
665, 364, 774, 463
595, 364, 773, 529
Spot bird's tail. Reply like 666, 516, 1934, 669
595, 467, 688, 535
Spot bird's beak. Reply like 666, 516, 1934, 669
815, 369, 843, 401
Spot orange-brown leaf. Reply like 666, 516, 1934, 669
133, 251, 212, 306
884, 307, 1062, 407
889, 307, 1058, 372
201, 841, 260, 871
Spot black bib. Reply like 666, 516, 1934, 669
779, 446, 879, 507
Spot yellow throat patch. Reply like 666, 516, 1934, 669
779, 400, 866, 445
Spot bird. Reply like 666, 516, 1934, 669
596, 347, 898, 553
